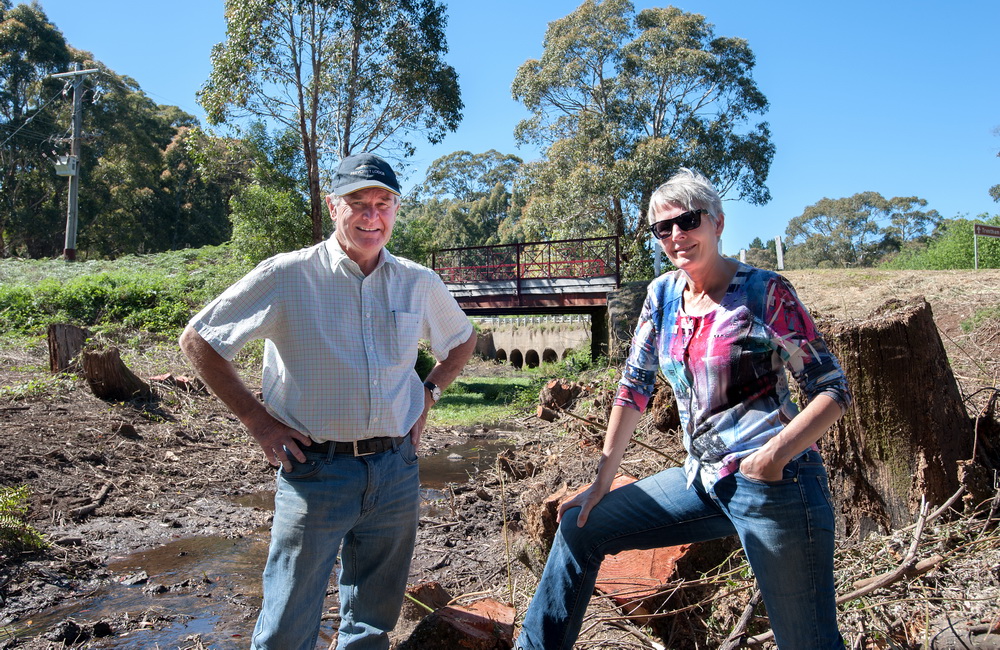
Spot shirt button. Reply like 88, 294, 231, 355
373, 379, 378, 386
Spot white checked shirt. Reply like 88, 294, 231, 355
188, 236, 473, 442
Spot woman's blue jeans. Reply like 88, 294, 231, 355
516, 450, 844, 649
250, 436, 420, 650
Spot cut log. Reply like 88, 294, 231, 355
47, 323, 89, 373
535, 405, 558, 422
397, 599, 515, 650
818, 298, 973, 538
81, 347, 153, 401
538, 378, 585, 410
401, 581, 453, 622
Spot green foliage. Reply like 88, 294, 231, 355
0, 486, 47, 553
559, 348, 605, 375
415, 346, 435, 381
412, 150, 523, 203
0, 246, 245, 335
621, 235, 655, 282
395, 150, 524, 259
229, 184, 312, 266
785, 192, 940, 269
743, 246, 777, 270
0, 374, 76, 400
880, 215, 1000, 270
0, 4, 243, 259
0, 3, 72, 257
511, 1, 773, 244
0, 273, 188, 333
202, 0, 462, 243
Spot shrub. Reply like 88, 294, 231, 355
415, 346, 436, 380
229, 185, 312, 266
0, 247, 245, 336
881, 215, 1000, 270
0, 486, 47, 553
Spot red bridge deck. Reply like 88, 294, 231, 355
432, 236, 620, 314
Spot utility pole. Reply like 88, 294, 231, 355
50, 64, 99, 261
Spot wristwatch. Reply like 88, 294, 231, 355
423, 380, 442, 402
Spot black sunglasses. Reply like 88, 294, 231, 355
649, 209, 705, 239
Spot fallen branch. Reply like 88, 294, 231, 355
720, 589, 762, 650
607, 619, 666, 649
556, 406, 683, 466
851, 554, 945, 590
69, 482, 113, 520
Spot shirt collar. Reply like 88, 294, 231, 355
325, 235, 399, 275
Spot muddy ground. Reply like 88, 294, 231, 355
1, 269, 999, 649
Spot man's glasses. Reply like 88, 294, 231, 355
649, 209, 705, 239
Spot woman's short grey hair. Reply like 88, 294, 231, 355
646, 168, 723, 224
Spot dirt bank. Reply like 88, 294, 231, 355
1, 268, 998, 649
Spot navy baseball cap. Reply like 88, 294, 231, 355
331, 153, 401, 196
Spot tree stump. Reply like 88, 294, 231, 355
818, 298, 973, 538
81, 347, 152, 401
47, 323, 89, 373
538, 378, 585, 410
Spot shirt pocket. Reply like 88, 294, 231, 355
390, 310, 421, 366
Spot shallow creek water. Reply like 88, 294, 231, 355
15, 437, 515, 648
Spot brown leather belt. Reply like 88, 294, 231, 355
307, 435, 404, 457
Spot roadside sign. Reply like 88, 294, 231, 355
973, 223, 1000, 269
975, 224, 1000, 239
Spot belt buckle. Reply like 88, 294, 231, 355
353, 439, 375, 457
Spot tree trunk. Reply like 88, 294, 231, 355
817, 298, 973, 539
81, 347, 152, 401
47, 323, 89, 373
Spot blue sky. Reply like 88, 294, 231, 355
31, 0, 1000, 254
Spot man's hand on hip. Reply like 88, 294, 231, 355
249, 415, 313, 471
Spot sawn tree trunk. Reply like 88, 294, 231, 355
817, 298, 973, 538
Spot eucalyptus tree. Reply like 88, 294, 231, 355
402, 150, 522, 252
200, 0, 462, 244
511, 0, 773, 256
0, 1, 71, 256
412, 149, 522, 203
784, 192, 940, 268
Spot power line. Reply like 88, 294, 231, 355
0, 87, 69, 148
0, 122, 67, 143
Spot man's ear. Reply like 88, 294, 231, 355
325, 195, 337, 220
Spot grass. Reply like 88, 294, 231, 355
429, 374, 541, 427
428, 353, 616, 427
0, 375, 79, 401
961, 304, 1000, 333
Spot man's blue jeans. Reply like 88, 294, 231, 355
516, 450, 844, 649
250, 435, 420, 650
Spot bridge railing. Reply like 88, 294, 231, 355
432, 236, 620, 285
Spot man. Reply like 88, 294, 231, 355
179, 152, 477, 649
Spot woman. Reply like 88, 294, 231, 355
515, 169, 851, 649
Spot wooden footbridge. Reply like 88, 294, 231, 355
431, 236, 621, 359
431, 236, 621, 314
